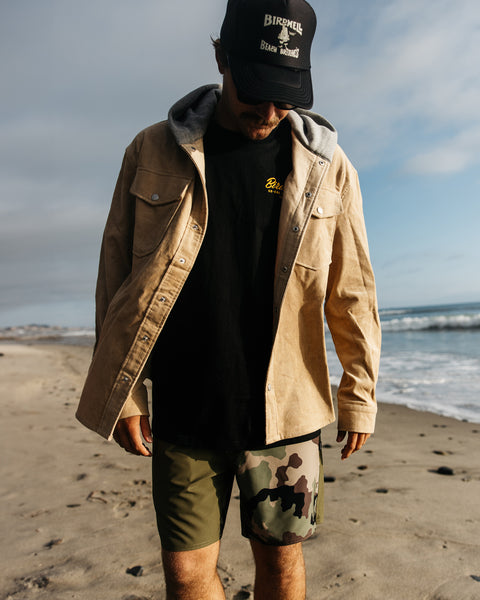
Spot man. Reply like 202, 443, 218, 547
76, 0, 381, 598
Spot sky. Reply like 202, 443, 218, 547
1, 0, 479, 327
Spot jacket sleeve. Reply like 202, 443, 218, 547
95, 148, 149, 418
324, 164, 381, 434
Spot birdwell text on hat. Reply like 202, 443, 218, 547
264, 14, 303, 35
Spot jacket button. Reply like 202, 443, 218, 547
319, 160, 325, 166
142, 335, 149, 342
179, 258, 186, 264
305, 192, 312, 198
267, 384, 272, 391
122, 375, 130, 383
282, 265, 288, 272
151, 193, 159, 201
292, 226, 299, 232
317, 207, 324, 215
159, 297, 166, 303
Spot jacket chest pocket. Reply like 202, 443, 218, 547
130, 169, 192, 257
296, 189, 343, 270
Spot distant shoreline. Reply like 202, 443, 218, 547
0, 325, 95, 347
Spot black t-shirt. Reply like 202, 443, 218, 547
151, 118, 294, 449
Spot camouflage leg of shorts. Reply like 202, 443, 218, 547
236, 437, 322, 545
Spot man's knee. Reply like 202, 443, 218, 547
251, 540, 304, 575
162, 542, 221, 591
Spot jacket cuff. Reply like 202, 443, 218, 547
118, 383, 149, 419
337, 408, 377, 434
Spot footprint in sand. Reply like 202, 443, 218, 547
430, 575, 480, 599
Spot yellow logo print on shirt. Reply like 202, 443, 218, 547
265, 177, 284, 195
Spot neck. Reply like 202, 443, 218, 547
214, 96, 239, 133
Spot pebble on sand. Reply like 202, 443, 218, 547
436, 466, 454, 476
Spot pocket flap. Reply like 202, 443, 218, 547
311, 189, 343, 218
130, 168, 191, 205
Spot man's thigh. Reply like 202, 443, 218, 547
152, 440, 236, 552
236, 436, 323, 545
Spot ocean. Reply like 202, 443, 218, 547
2, 302, 479, 424
326, 301, 480, 424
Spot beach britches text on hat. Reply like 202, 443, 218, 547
260, 39, 300, 58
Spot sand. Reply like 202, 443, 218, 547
1, 342, 479, 600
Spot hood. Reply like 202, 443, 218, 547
168, 84, 338, 163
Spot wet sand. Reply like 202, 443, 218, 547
1, 342, 479, 599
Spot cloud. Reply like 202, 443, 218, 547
403, 126, 480, 174
312, 0, 480, 173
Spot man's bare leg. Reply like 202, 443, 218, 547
161, 541, 225, 600
250, 539, 306, 600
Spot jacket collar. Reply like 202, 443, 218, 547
168, 84, 338, 163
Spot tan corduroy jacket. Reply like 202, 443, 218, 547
76, 85, 381, 444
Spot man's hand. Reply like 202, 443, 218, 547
113, 415, 153, 456
336, 431, 371, 460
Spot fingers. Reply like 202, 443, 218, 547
337, 431, 371, 460
113, 416, 152, 457
140, 415, 153, 444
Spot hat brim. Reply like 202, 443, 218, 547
228, 54, 313, 110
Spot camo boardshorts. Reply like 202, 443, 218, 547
152, 436, 323, 552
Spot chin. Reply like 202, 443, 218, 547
244, 125, 275, 140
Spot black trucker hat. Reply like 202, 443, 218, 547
220, 0, 317, 109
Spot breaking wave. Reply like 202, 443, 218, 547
381, 312, 480, 332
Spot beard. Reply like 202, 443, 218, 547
238, 112, 282, 140
240, 112, 281, 130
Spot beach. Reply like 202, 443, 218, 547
1, 342, 479, 600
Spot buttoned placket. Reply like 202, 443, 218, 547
117, 142, 208, 397
266, 156, 330, 441
273, 158, 329, 326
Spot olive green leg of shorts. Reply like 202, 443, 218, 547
152, 441, 236, 552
